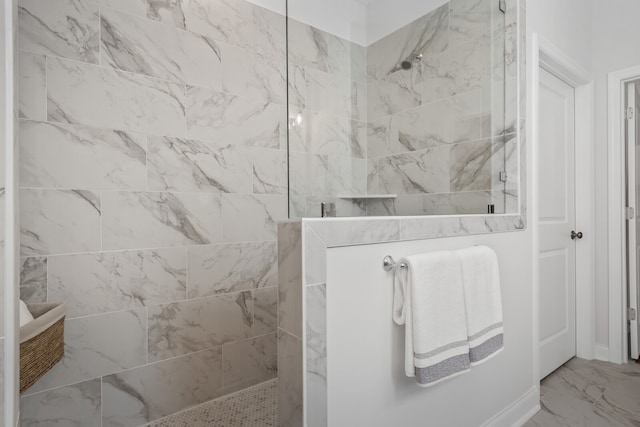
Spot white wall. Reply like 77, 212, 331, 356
250, 0, 449, 46
249, 0, 368, 45
325, 230, 536, 426
364, 0, 447, 44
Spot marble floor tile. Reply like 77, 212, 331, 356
526, 358, 640, 427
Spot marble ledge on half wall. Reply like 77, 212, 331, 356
288, 214, 526, 248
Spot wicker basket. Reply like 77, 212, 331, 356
20, 303, 67, 393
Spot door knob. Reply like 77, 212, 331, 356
571, 231, 583, 240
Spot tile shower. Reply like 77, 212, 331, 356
13, 0, 517, 425
17, 0, 286, 425
288, 0, 517, 218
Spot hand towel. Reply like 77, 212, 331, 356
19, 299, 34, 328
456, 245, 504, 366
393, 251, 471, 387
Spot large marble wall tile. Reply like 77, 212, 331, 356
422, 36, 491, 104
221, 194, 287, 243
278, 221, 302, 338
186, 85, 284, 148
18, 51, 46, 120
20, 120, 147, 191
102, 191, 222, 250
278, 329, 303, 427
289, 151, 329, 199
18, 0, 99, 64
308, 219, 400, 247
379, 89, 490, 161
368, 67, 423, 120
48, 248, 187, 318
304, 226, 326, 286
147, 292, 252, 361
375, 146, 451, 196
306, 69, 364, 121
371, 3, 449, 79
366, 195, 426, 216
221, 43, 286, 104
47, 57, 186, 137
366, 116, 392, 160
20, 189, 101, 256
147, 136, 252, 194
292, 110, 366, 159
306, 284, 327, 427
252, 148, 287, 195
99, 0, 146, 16
147, 0, 255, 49
253, 5, 286, 60
288, 19, 366, 81
253, 287, 278, 336
305, 197, 367, 218
450, 138, 493, 192
102, 348, 223, 426
101, 7, 222, 89
422, 193, 454, 215
222, 333, 277, 394
449, 0, 492, 47
449, 191, 493, 214
21, 379, 101, 427
327, 156, 367, 196
288, 66, 307, 108
20, 256, 47, 303
188, 241, 277, 298
399, 216, 487, 240
24, 309, 146, 394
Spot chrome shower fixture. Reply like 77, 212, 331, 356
401, 53, 423, 70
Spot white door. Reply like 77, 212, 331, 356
538, 68, 577, 379
627, 82, 640, 360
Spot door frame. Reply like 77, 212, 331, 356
530, 34, 596, 378
607, 65, 640, 364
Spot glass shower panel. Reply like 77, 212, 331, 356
287, 0, 510, 218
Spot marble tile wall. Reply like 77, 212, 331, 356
287, 19, 368, 217
288, 0, 516, 218
365, 0, 514, 217
17, 0, 286, 424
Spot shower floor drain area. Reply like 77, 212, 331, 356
145, 379, 278, 427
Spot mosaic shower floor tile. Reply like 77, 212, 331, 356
145, 379, 277, 427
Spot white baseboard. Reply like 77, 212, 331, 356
595, 344, 609, 362
481, 386, 540, 427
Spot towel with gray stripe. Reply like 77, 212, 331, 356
392, 246, 503, 387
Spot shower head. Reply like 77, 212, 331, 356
401, 53, 423, 70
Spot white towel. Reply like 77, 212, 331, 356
19, 300, 34, 328
456, 245, 504, 366
393, 251, 471, 387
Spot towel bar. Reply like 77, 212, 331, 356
383, 255, 407, 272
